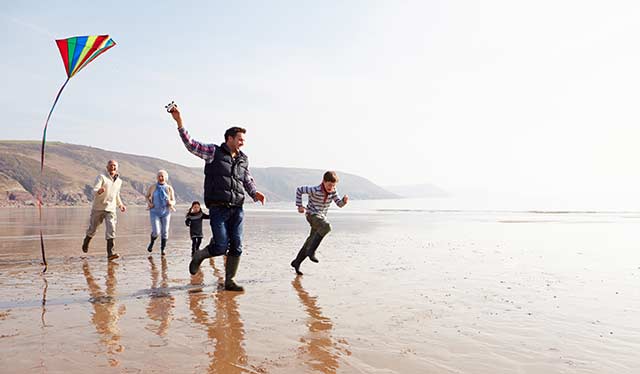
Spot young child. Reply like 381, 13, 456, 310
185, 201, 209, 256
291, 171, 349, 275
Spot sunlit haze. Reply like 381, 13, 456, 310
2, 1, 640, 209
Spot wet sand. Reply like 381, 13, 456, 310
1, 206, 640, 373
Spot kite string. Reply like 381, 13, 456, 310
38, 77, 70, 273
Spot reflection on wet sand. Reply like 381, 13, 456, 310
38, 275, 49, 371
82, 259, 126, 367
292, 275, 343, 374
146, 256, 175, 338
41, 275, 48, 327
188, 258, 248, 373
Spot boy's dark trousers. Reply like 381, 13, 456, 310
292, 214, 332, 267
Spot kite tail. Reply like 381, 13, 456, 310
38, 77, 70, 273
41, 77, 69, 173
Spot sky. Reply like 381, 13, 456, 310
2, 1, 640, 209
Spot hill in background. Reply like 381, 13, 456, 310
0, 141, 400, 206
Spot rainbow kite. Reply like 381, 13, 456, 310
39, 35, 116, 272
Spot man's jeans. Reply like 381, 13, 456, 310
208, 206, 244, 257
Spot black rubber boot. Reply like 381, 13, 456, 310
306, 233, 324, 263
290, 247, 307, 275
82, 236, 92, 253
224, 255, 244, 292
161, 238, 167, 256
189, 246, 213, 275
147, 235, 157, 252
107, 239, 119, 260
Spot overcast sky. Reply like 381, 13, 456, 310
2, 1, 640, 208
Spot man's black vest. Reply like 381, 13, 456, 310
204, 143, 249, 208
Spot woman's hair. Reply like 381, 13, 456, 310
157, 169, 169, 179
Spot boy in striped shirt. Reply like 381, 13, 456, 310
291, 171, 349, 275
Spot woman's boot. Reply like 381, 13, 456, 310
147, 235, 157, 253
161, 238, 167, 256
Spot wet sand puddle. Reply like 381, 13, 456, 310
0, 251, 351, 373
1, 207, 640, 373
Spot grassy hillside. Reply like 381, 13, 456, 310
0, 141, 397, 206
0, 141, 202, 206
248, 167, 398, 201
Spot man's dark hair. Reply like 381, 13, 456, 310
224, 126, 246, 142
323, 171, 339, 183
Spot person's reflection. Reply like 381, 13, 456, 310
82, 259, 126, 367
188, 257, 248, 373
146, 256, 175, 337
292, 275, 340, 373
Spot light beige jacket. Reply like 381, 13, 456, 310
145, 183, 176, 211
91, 173, 124, 212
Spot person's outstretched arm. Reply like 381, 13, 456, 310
169, 105, 216, 162
243, 170, 265, 204
333, 191, 348, 207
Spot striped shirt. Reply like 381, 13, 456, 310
296, 184, 346, 217
178, 127, 258, 200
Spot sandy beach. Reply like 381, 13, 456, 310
1, 204, 639, 373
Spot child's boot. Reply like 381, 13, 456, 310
290, 247, 307, 275
306, 233, 324, 263
147, 235, 157, 252
161, 238, 167, 256
82, 236, 92, 253
107, 239, 119, 260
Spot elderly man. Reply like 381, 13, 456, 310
81, 159, 127, 260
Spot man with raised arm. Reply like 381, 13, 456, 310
169, 105, 265, 291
